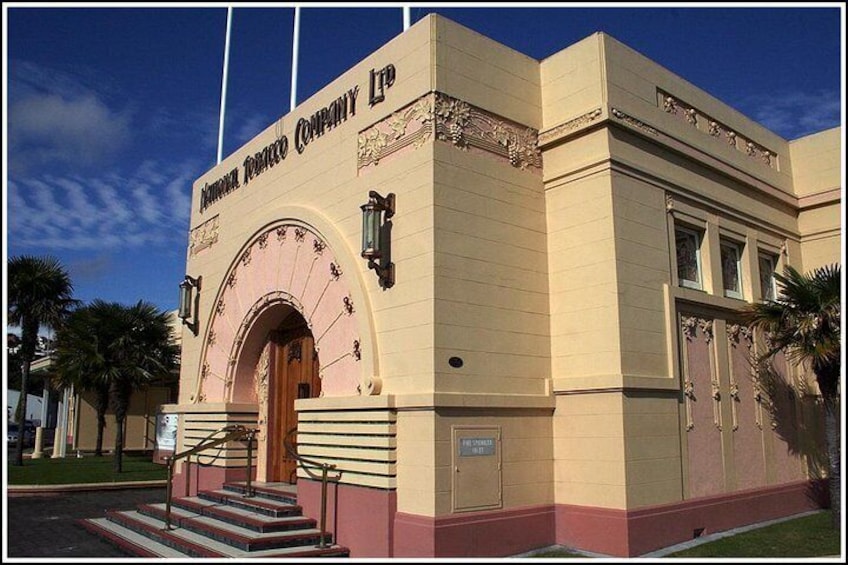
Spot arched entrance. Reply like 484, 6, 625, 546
266, 313, 321, 483
194, 220, 380, 482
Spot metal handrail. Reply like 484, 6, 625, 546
163, 424, 258, 531
283, 426, 342, 548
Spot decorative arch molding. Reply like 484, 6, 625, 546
192, 208, 379, 404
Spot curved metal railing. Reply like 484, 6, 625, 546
163, 424, 258, 531
283, 426, 342, 548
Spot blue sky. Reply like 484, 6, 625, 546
3, 3, 844, 319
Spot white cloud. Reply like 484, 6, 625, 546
746, 90, 841, 140
9, 93, 132, 170
234, 112, 271, 145
8, 160, 199, 252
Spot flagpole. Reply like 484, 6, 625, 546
217, 6, 233, 165
290, 6, 301, 113
403, 6, 410, 30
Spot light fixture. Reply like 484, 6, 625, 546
361, 190, 395, 289
178, 275, 202, 335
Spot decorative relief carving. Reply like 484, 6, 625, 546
683, 379, 695, 431
435, 95, 471, 146
699, 319, 714, 343
190, 215, 220, 256
254, 342, 271, 425
681, 315, 699, 340
358, 92, 542, 172
538, 108, 603, 146
227, 271, 237, 288
711, 378, 722, 431
358, 95, 434, 167
241, 248, 252, 267
665, 193, 675, 212
657, 89, 777, 169
294, 227, 306, 242
343, 296, 355, 315
709, 121, 721, 137
207, 330, 216, 347
726, 130, 737, 146
313, 239, 326, 255
216, 299, 225, 315
729, 382, 740, 431
276, 226, 288, 241
727, 322, 752, 432
727, 323, 751, 345
258, 233, 268, 249
352, 339, 361, 361
746, 141, 757, 156
611, 108, 659, 136
329, 262, 342, 280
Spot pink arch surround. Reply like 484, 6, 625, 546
196, 223, 366, 404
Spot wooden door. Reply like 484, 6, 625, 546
268, 329, 321, 483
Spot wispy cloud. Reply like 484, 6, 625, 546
9, 159, 201, 252
8, 60, 133, 173
234, 112, 271, 145
744, 90, 841, 140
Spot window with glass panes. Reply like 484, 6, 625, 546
758, 253, 778, 301
675, 226, 702, 290
720, 240, 743, 299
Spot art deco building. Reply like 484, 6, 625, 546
162, 14, 841, 557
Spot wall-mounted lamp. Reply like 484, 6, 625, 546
361, 190, 395, 289
178, 275, 202, 335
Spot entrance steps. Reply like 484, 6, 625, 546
78, 482, 349, 558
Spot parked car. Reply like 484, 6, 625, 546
7, 422, 35, 447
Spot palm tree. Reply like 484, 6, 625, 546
745, 264, 841, 529
8, 256, 76, 467
53, 306, 111, 456
52, 300, 178, 472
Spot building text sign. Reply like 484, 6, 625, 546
459, 437, 496, 457
199, 64, 396, 213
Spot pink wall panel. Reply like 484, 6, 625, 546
681, 317, 725, 499
727, 326, 766, 491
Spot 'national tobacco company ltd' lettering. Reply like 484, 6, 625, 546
198, 65, 394, 214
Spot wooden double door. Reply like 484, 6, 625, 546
267, 327, 321, 483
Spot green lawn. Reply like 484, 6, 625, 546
8, 452, 168, 485
668, 511, 841, 558
525, 512, 840, 559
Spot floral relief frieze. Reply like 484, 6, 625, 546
189, 215, 220, 256
357, 92, 542, 173
658, 90, 777, 169
610, 108, 660, 136
538, 108, 603, 146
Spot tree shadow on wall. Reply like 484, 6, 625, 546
750, 356, 830, 508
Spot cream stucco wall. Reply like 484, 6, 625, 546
172, 14, 841, 533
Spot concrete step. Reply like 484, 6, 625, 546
137, 502, 330, 551
223, 481, 299, 504
104, 509, 348, 558
172, 496, 316, 532
199, 488, 303, 517
77, 517, 190, 558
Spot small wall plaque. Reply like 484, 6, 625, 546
459, 437, 496, 457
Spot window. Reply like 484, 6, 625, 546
758, 253, 778, 301
675, 227, 702, 290
720, 240, 743, 299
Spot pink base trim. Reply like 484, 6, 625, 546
556, 480, 826, 556
298, 479, 397, 557
393, 505, 556, 558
